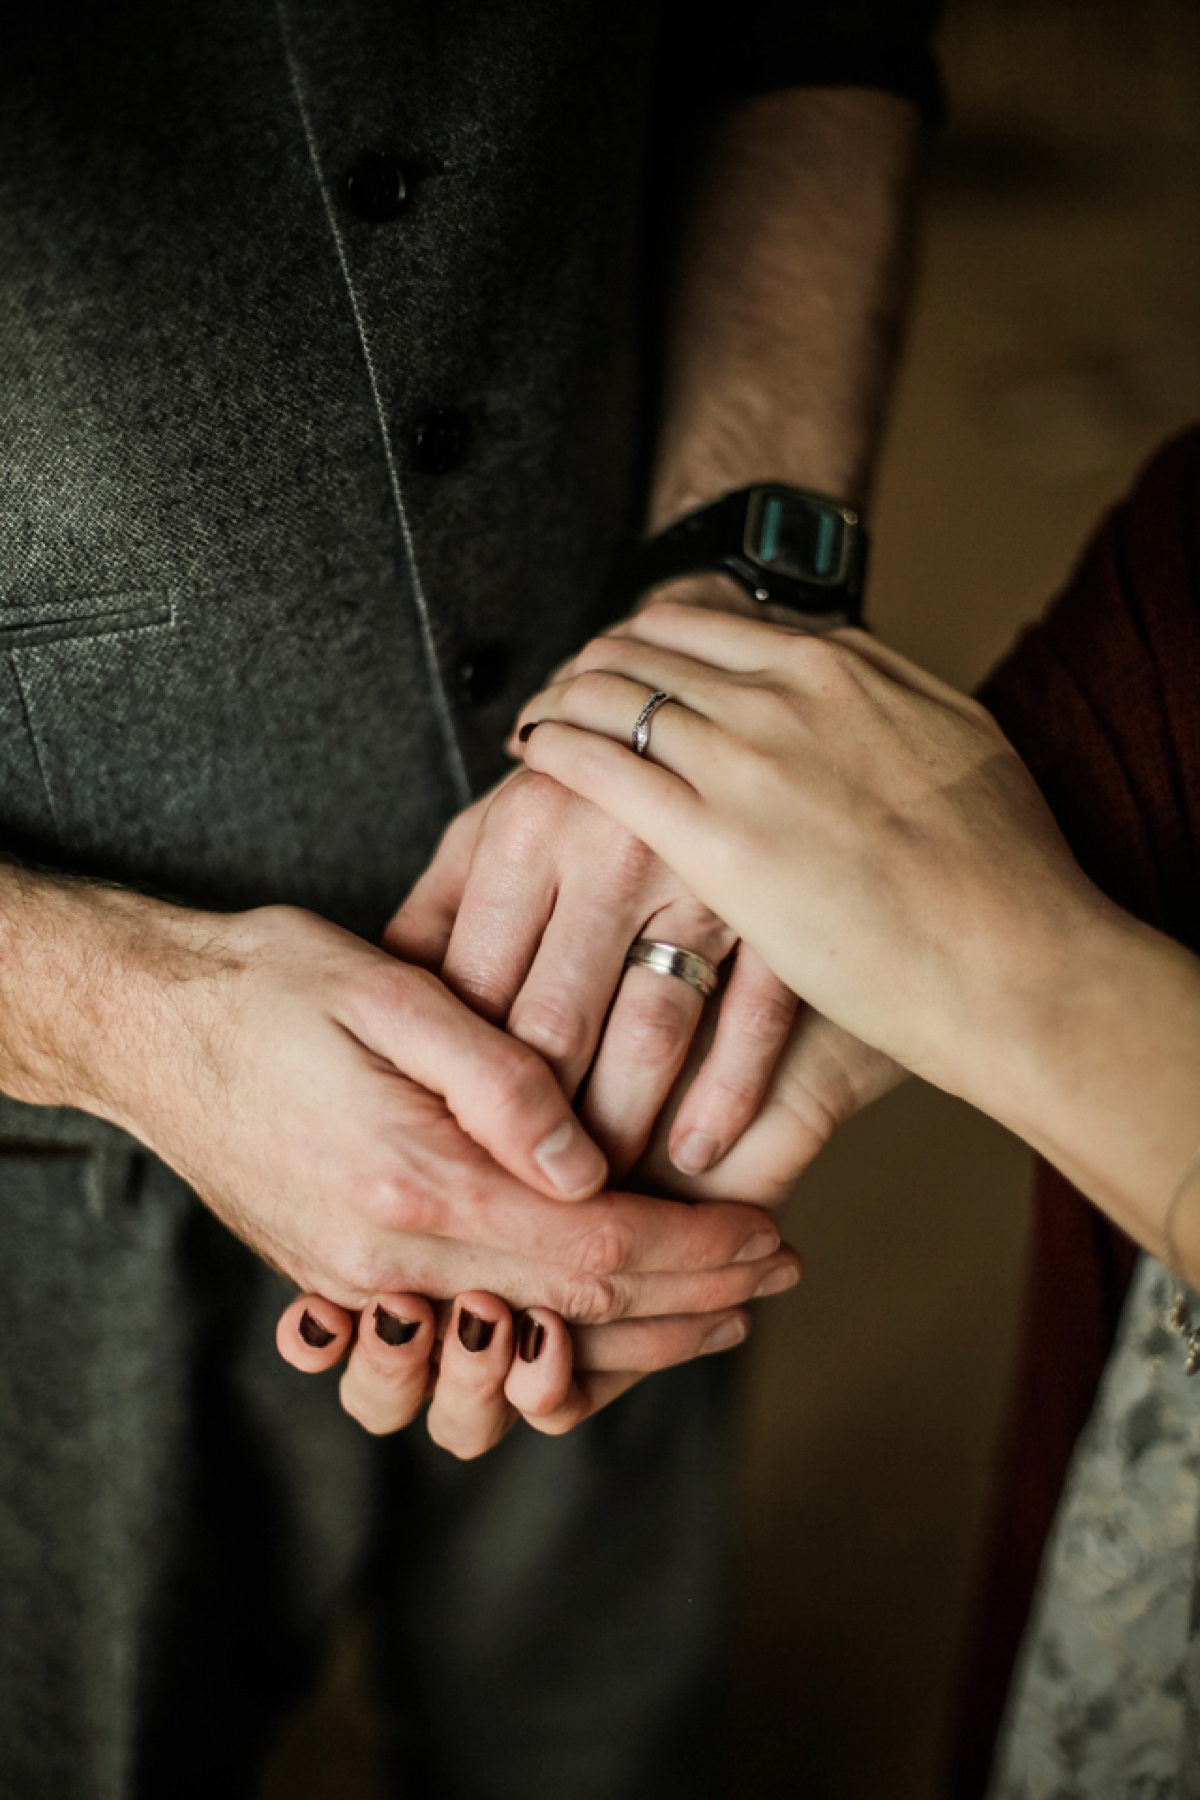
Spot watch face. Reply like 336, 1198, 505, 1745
743, 488, 856, 585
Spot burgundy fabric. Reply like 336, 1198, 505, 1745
947, 424, 1200, 1799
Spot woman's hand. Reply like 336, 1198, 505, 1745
511, 601, 1106, 1105
275, 1289, 753, 1456
512, 601, 1200, 1263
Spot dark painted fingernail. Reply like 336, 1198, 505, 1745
518, 720, 539, 743
458, 1309, 495, 1353
374, 1304, 419, 1347
299, 1310, 336, 1349
518, 1315, 546, 1362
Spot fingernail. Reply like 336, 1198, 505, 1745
735, 1229, 780, 1264
518, 1315, 546, 1362
458, 1309, 496, 1353
534, 1118, 606, 1197
753, 1265, 800, 1299
374, 1304, 419, 1348
299, 1310, 336, 1349
518, 721, 539, 743
701, 1317, 748, 1356
672, 1130, 719, 1175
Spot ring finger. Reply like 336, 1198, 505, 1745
512, 669, 717, 776
581, 899, 733, 1174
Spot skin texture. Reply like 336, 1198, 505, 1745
517, 603, 1200, 1279
0, 880, 791, 1316
277, 87, 922, 1450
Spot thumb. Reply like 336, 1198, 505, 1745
350, 962, 609, 1202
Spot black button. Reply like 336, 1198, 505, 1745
344, 152, 408, 222
456, 642, 510, 708
412, 409, 471, 474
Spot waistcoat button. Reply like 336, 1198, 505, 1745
344, 152, 408, 222
456, 641, 510, 708
412, 409, 471, 474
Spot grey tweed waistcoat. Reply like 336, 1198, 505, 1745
1, 0, 650, 934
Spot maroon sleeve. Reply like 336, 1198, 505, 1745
948, 424, 1200, 1798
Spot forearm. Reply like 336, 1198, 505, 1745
0, 862, 227, 1123
949, 899, 1200, 1283
650, 85, 922, 531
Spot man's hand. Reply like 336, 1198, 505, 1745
386, 768, 798, 1178
0, 873, 794, 1317
272, 1000, 898, 1453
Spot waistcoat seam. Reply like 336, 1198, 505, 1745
273, 0, 472, 809
10, 652, 64, 847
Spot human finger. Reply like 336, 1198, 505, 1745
580, 908, 733, 1174
570, 1307, 751, 1372
610, 603, 984, 724
668, 943, 798, 1175
447, 778, 650, 1097
515, 1305, 754, 1435
604, 597, 814, 670
502, 1308, 576, 1418
383, 787, 497, 970
425, 1294, 518, 1459
513, 661, 727, 763
520, 720, 704, 873
348, 964, 609, 1201
345, 1209, 798, 1324
498, 1307, 637, 1436
276, 1294, 355, 1371
435, 778, 559, 1029
517, 1370, 649, 1437
337, 1294, 438, 1435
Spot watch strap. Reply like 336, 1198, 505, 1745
622, 485, 868, 625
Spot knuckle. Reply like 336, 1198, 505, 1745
728, 984, 797, 1050
477, 1038, 555, 1119
617, 992, 692, 1065
637, 599, 689, 636
357, 1170, 437, 1237
328, 1239, 397, 1303
797, 633, 855, 690
490, 768, 567, 835
557, 1273, 618, 1324
575, 1223, 631, 1278
606, 826, 658, 890
509, 992, 592, 1068
685, 1269, 734, 1313
573, 633, 627, 674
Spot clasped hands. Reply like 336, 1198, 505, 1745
267, 611, 899, 1457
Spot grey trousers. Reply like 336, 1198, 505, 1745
0, 1149, 727, 1800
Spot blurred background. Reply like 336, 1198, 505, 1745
263, 2, 1200, 1794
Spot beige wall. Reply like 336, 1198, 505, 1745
729, 5, 1200, 1795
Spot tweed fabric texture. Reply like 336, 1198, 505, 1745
0, 3, 938, 1794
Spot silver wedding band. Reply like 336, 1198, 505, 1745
631, 689, 672, 758
625, 938, 720, 999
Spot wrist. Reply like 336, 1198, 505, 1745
946, 895, 1200, 1234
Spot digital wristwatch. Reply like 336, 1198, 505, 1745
622, 484, 869, 625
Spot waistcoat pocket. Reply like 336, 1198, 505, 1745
0, 589, 172, 650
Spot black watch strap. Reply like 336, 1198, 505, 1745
622, 485, 869, 625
